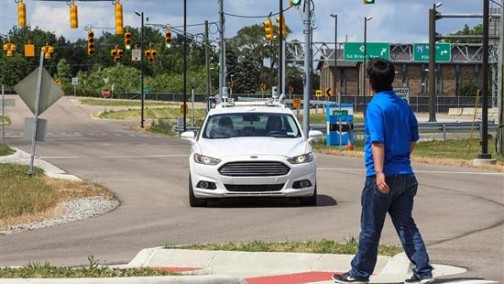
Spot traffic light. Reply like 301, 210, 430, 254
363, 0, 375, 4
70, 3, 78, 29
18, 1, 26, 27
3, 43, 16, 57
87, 31, 95, 55
263, 19, 273, 41
164, 30, 172, 48
290, 0, 301, 7
41, 45, 54, 59
276, 15, 287, 39
124, 32, 132, 50
115, 2, 124, 35
145, 49, 157, 62
111, 47, 123, 62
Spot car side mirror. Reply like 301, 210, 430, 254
181, 131, 196, 144
307, 130, 324, 143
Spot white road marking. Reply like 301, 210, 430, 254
318, 168, 504, 176
40, 154, 188, 159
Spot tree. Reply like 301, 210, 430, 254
56, 59, 72, 83
446, 24, 483, 44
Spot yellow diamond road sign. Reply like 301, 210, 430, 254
14, 67, 64, 115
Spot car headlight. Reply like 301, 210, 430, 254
193, 153, 221, 165
288, 152, 313, 164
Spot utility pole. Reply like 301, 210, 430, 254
497, 0, 503, 155
218, 0, 226, 99
302, 0, 312, 137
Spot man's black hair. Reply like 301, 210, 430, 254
367, 58, 395, 93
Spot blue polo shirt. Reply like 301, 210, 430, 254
364, 91, 419, 176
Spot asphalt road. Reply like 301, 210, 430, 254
1, 97, 503, 282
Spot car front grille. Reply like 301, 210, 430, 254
225, 184, 285, 192
219, 162, 290, 177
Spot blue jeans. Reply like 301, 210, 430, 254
349, 174, 433, 281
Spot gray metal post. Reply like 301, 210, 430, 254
183, 0, 187, 132
29, 51, 44, 176
363, 17, 367, 112
479, 0, 491, 159
205, 20, 211, 111
140, 12, 145, 128
302, 0, 312, 137
330, 14, 338, 103
497, 0, 503, 155
429, 6, 438, 122
1, 85, 5, 148
278, 0, 284, 95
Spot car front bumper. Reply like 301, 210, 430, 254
189, 158, 316, 199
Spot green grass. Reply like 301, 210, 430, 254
79, 98, 176, 107
0, 114, 12, 125
413, 138, 504, 163
0, 144, 14, 156
313, 138, 504, 164
99, 107, 206, 120
0, 256, 178, 278
0, 164, 56, 219
165, 238, 403, 257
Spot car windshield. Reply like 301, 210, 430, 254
202, 112, 302, 139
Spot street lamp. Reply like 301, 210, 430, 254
363, 16, 373, 112
330, 14, 338, 103
134, 11, 145, 128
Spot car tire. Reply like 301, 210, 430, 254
299, 184, 317, 206
189, 174, 206, 207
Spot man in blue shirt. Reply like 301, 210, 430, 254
333, 59, 434, 284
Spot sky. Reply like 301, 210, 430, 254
0, 0, 492, 45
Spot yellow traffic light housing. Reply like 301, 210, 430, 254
41, 44, 54, 59
263, 19, 273, 41
115, 2, 124, 35
124, 32, 132, 50
276, 15, 287, 39
87, 31, 95, 55
164, 30, 172, 48
18, 1, 27, 27
70, 3, 78, 29
111, 46, 123, 62
4, 43, 16, 57
145, 49, 157, 62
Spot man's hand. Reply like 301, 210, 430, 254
375, 172, 390, 194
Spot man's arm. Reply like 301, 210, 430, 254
410, 142, 416, 153
372, 142, 390, 194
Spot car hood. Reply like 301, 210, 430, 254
196, 137, 309, 158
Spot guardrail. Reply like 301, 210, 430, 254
310, 121, 499, 141
175, 121, 499, 141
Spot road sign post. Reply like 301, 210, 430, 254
344, 42, 390, 61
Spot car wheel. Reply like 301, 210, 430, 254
189, 174, 206, 207
299, 184, 317, 206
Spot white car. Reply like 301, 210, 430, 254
181, 97, 323, 207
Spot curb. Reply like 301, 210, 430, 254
0, 148, 82, 181
0, 275, 246, 284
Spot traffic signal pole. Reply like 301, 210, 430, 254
302, 0, 312, 137
278, 0, 284, 96
428, 5, 437, 122
479, 0, 491, 159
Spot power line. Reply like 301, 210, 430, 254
223, 6, 292, 19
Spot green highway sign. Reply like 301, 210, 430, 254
344, 42, 390, 61
413, 43, 451, 63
